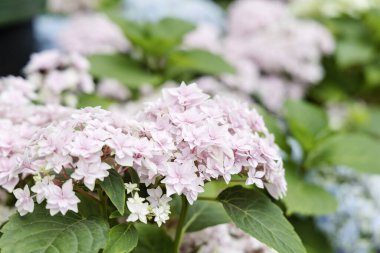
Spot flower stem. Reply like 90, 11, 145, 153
173, 195, 189, 253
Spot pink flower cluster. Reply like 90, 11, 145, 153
0, 76, 36, 106
9, 83, 285, 223
24, 50, 94, 106
58, 14, 130, 55
137, 83, 286, 201
0, 77, 72, 193
184, 0, 334, 112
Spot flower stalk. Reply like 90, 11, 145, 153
173, 195, 189, 253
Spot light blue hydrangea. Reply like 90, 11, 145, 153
33, 15, 68, 51
308, 167, 380, 253
122, 0, 225, 29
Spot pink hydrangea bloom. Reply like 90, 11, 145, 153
46, 180, 80, 215
13, 83, 286, 223
185, 0, 334, 112
24, 50, 94, 107
13, 186, 34, 216
58, 14, 130, 55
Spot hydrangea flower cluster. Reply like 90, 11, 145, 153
24, 50, 94, 106
137, 83, 286, 200
182, 224, 277, 253
58, 14, 130, 55
0, 76, 36, 106
185, 0, 334, 112
97, 79, 131, 101
11, 83, 285, 227
309, 167, 380, 253
0, 77, 72, 192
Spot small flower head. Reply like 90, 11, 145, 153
14, 185, 34, 216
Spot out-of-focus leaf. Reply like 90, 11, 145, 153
284, 100, 329, 152
359, 107, 380, 138
363, 10, 380, 43
113, 17, 195, 57
336, 40, 375, 68
290, 217, 334, 253
257, 106, 290, 153
77, 93, 115, 109
167, 49, 235, 78
365, 64, 380, 88
0, 0, 46, 26
88, 54, 162, 88
283, 167, 337, 216
306, 133, 380, 174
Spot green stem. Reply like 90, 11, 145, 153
173, 195, 189, 253
97, 188, 108, 219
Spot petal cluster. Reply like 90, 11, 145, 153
24, 50, 94, 106
58, 14, 130, 55
9, 83, 286, 223
185, 0, 334, 112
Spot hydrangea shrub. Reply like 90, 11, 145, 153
0, 81, 306, 253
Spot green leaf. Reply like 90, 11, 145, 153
0, 0, 46, 27
0, 206, 108, 253
365, 64, 380, 88
218, 186, 306, 253
113, 17, 194, 57
132, 224, 174, 253
356, 106, 380, 138
257, 106, 289, 153
199, 180, 229, 198
283, 167, 337, 216
99, 169, 126, 215
77, 93, 115, 109
104, 224, 138, 253
363, 10, 380, 43
184, 201, 230, 232
306, 133, 380, 174
167, 49, 235, 78
77, 193, 102, 218
284, 100, 329, 152
336, 40, 375, 68
290, 217, 334, 253
149, 18, 195, 54
88, 54, 162, 89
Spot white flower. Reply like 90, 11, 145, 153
126, 193, 149, 223
146, 186, 172, 208
46, 180, 80, 215
71, 160, 111, 190
31, 176, 54, 204
124, 182, 139, 194
152, 204, 171, 227
246, 168, 265, 188
13, 186, 34, 216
